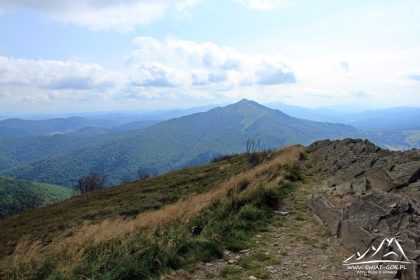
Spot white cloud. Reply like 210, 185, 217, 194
284, 49, 420, 108
0, 37, 295, 104
2, 39, 418, 108
130, 61, 184, 87
0, 0, 290, 33
0, 56, 124, 102
127, 37, 295, 91
235, 0, 288, 11
0, 0, 287, 33
0, 0, 202, 32
0, 56, 123, 90
175, 0, 204, 13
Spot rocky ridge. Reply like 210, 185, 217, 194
308, 139, 420, 279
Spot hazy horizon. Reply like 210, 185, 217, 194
2, 98, 420, 120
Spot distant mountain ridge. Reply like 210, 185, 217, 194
267, 101, 420, 131
0, 117, 121, 136
267, 102, 420, 150
3, 102, 419, 150
1, 99, 358, 186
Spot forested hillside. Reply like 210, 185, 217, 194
1, 99, 358, 186
0, 117, 123, 136
0, 133, 118, 171
0, 176, 72, 218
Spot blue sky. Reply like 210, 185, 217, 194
0, 0, 419, 113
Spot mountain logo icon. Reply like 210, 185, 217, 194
343, 237, 411, 265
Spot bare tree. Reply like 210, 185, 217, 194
120, 174, 133, 185
74, 172, 107, 194
245, 138, 264, 165
24, 192, 43, 209
137, 167, 151, 180
246, 138, 261, 154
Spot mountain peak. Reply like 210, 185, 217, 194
231, 98, 267, 110
236, 98, 258, 105
238, 98, 252, 103
216, 99, 294, 121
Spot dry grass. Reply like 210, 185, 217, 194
2, 146, 304, 274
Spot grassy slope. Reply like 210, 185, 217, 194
0, 155, 251, 258
0, 176, 73, 218
0, 147, 303, 280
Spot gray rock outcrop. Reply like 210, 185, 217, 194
307, 139, 420, 279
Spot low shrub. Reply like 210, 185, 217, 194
284, 164, 304, 182
239, 205, 265, 221
211, 154, 239, 163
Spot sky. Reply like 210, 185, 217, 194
0, 0, 420, 114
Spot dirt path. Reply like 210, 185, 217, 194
163, 181, 373, 280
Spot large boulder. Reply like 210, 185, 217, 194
310, 195, 343, 235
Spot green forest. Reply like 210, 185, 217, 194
0, 176, 73, 218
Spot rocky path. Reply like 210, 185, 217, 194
163, 181, 373, 280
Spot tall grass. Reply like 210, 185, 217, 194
1, 147, 304, 280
